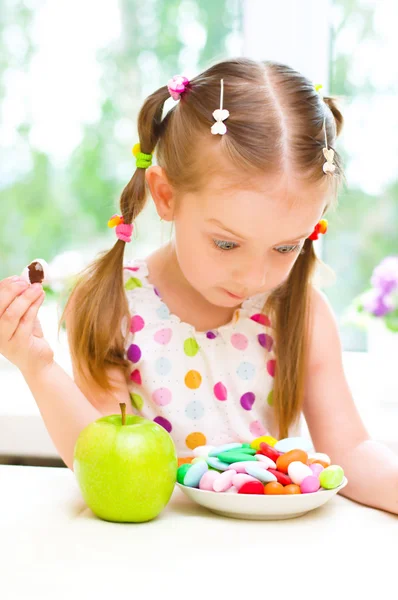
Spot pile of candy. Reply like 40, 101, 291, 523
177, 436, 345, 495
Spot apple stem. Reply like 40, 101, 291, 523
120, 402, 126, 426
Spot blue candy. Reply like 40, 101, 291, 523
245, 463, 277, 483
206, 457, 231, 471
183, 460, 208, 487
208, 443, 243, 457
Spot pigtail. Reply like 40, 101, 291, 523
264, 240, 318, 439
59, 85, 171, 394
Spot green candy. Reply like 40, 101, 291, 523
221, 446, 256, 455
177, 463, 192, 484
319, 465, 344, 489
217, 451, 257, 464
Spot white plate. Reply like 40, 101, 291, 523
176, 477, 348, 520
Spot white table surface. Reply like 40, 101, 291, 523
1, 465, 397, 600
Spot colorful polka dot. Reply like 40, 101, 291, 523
130, 369, 142, 385
184, 370, 202, 389
249, 420, 267, 437
155, 356, 172, 376
267, 390, 274, 406
130, 392, 143, 411
250, 313, 271, 327
152, 387, 172, 406
184, 337, 200, 357
258, 333, 273, 351
231, 333, 248, 351
154, 416, 172, 433
185, 399, 205, 420
267, 359, 276, 377
154, 328, 173, 345
214, 381, 228, 401
236, 361, 256, 380
206, 331, 217, 339
127, 344, 141, 363
156, 304, 170, 320
130, 315, 145, 333
240, 391, 255, 410
124, 266, 139, 272
125, 277, 142, 291
185, 431, 207, 450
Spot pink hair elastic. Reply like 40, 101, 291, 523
167, 75, 189, 100
107, 214, 134, 243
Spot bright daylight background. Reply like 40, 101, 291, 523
0, 0, 397, 465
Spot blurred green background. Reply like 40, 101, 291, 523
0, 0, 397, 350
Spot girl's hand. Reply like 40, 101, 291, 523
0, 276, 54, 375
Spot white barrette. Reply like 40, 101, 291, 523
211, 78, 229, 135
315, 84, 336, 174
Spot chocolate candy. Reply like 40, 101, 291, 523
20, 258, 49, 285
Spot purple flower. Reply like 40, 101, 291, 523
371, 255, 398, 294
362, 288, 394, 317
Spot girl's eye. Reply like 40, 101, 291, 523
213, 239, 238, 252
275, 245, 301, 254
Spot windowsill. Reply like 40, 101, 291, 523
0, 303, 397, 458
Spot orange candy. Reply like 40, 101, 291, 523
283, 484, 301, 494
264, 482, 285, 495
308, 459, 329, 469
276, 449, 308, 474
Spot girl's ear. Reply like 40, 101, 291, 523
145, 165, 176, 222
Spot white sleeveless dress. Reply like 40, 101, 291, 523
122, 258, 301, 460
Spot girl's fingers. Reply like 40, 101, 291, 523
0, 284, 43, 340
11, 291, 45, 342
0, 280, 30, 319
32, 316, 44, 339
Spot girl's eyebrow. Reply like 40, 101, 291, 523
206, 218, 313, 243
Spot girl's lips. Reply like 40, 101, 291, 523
224, 289, 245, 300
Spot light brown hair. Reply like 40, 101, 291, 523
60, 57, 345, 438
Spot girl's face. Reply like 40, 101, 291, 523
172, 173, 329, 306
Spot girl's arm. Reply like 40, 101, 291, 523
303, 287, 398, 515
21, 360, 132, 471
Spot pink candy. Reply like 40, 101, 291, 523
300, 475, 321, 494
199, 470, 220, 491
213, 469, 236, 492
309, 463, 325, 477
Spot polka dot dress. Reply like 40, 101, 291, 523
122, 258, 301, 461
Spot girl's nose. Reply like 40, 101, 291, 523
235, 262, 267, 292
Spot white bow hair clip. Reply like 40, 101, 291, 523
211, 78, 229, 135
315, 83, 336, 175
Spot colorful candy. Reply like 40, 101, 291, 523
199, 470, 220, 491
177, 436, 345, 496
213, 469, 236, 492
238, 481, 264, 495
250, 435, 278, 450
257, 442, 282, 463
264, 482, 285, 495
274, 436, 313, 453
319, 465, 344, 489
276, 450, 308, 474
287, 461, 313, 485
183, 460, 208, 487
300, 475, 321, 494
245, 463, 277, 483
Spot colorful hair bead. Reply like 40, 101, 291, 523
108, 214, 134, 243
167, 75, 190, 100
132, 143, 152, 169
308, 219, 328, 241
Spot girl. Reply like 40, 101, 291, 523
0, 57, 397, 514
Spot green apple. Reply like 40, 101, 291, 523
73, 403, 177, 523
